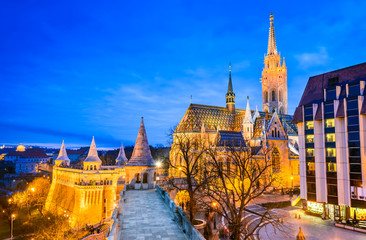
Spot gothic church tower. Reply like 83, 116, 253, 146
262, 13, 288, 114
226, 63, 235, 114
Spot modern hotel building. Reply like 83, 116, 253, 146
293, 62, 366, 220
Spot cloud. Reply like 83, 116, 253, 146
295, 47, 330, 69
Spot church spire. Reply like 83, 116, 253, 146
244, 96, 253, 124
267, 13, 277, 55
226, 62, 235, 114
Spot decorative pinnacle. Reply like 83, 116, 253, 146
247, 96, 249, 100
229, 62, 231, 72
270, 13, 274, 22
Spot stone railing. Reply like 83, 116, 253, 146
156, 185, 205, 240
107, 185, 127, 240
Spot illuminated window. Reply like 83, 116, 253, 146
306, 121, 314, 130
307, 162, 315, 171
326, 133, 335, 142
326, 119, 335, 128
306, 135, 314, 143
326, 148, 336, 157
306, 148, 314, 157
327, 163, 337, 172
272, 148, 280, 171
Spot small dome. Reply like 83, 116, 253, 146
16, 143, 25, 152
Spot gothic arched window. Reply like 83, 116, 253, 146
136, 173, 141, 183
279, 89, 283, 101
264, 91, 268, 103
272, 148, 280, 172
272, 90, 276, 101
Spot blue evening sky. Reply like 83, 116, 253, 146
1, 1, 366, 147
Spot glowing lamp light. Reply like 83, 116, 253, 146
30, 187, 35, 192
156, 162, 162, 168
178, 167, 182, 171
212, 202, 218, 208
290, 176, 293, 180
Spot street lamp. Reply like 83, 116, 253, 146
212, 202, 218, 229
156, 161, 161, 181
10, 214, 15, 240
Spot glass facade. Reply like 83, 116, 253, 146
324, 101, 338, 204
304, 105, 316, 201
347, 97, 362, 188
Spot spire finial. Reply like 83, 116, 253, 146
229, 62, 231, 72
270, 13, 274, 22
247, 96, 249, 100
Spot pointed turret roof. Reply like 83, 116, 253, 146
226, 63, 234, 95
126, 117, 155, 167
253, 105, 260, 122
84, 137, 102, 162
116, 142, 128, 165
56, 140, 70, 161
267, 13, 277, 55
243, 96, 253, 124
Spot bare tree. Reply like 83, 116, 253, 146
168, 130, 210, 222
200, 142, 287, 240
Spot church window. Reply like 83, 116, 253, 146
279, 90, 283, 101
143, 173, 148, 183
272, 90, 276, 101
272, 131, 274, 137
275, 127, 277, 137
110, 180, 112, 185
272, 148, 280, 171
94, 165, 96, 170
278, 131, 280, 137
136, 173, 141, 183
264, 91, 269, 103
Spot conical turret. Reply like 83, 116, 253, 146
242, 96, 254, 141
55, 140, 70, 167
244, 96, 253, 124
126, 117, 155, 167
253, 105, 260, 122
116, 142, 128, 165
84, 137, 102, 162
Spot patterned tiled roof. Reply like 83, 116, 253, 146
176, 104, 296, 137
217, 131, 246, 147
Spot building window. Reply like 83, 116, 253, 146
307, 162, 315, 171
271, 90, 276, 101
272, 148, 280, 171
327, 163, 337, 172
306, 121, 314, 130
306, 148, 314, 157
264, 91, 268, 103
306, 135, 314, 143
326, 133, 335, 142
326, 148, 336, 157
325, 119, 335, 128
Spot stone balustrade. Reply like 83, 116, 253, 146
156, 185, 205, 240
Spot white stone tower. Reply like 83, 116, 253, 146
262, 13, 288, 114
242, 96, 254, 140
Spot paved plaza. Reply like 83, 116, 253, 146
118, 189, 187, 240
259, 207, 366, 240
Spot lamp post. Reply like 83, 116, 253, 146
212, 202, 218, 230
156, 161, 161, 181
10, 214, 15, 240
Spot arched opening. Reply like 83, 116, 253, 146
278, 130, 280, 137
272, 130, 274, 137
279, 106, 283, 114
272, 148, 280, 172
136, 173, 141, 183
154, 172, 157, 181
143, 173, 148, 184
94, 165, 96, 170
275, 127, 277, 137
279, 89, 283, 101
264, 91, 268, 103
271, 89, 276, 101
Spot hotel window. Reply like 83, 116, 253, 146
306, 148, 315, 157
307, 162, 315, 171
306, 121, 314, 130
326, 133, 335, 142
327, 163, 337, 172
306, 135, 314, 143
326, 119, 335, 128
326, 148, 336, 157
